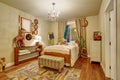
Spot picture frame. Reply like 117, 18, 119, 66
93, 31, 101, 41
21, 17, 32, 33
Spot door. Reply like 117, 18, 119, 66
105, 0, 116, 79
108, 12, 111, 77
109, 10, 116, 80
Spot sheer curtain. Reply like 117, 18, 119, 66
75, 18, 88, 57
58, 21, 67, 41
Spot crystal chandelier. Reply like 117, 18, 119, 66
48, 2, 60, 21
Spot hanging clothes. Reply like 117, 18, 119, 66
48, 32, 54, 45
64, 25, 70, 42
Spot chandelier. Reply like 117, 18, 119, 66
48, 2, 60, 21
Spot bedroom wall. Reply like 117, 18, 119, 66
98, 0, 118, 79
98, 0, 118, 77
0, 2, 50, 67
98, 0, 107, 73
86, 15, 100, 57
50, 22, 58, 45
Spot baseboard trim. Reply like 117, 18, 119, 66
100, 63, 111, 78
101, 63, 105, 75
6, 62, 14, 68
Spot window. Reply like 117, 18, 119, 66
66, 20, 77, 41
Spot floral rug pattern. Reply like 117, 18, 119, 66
6, 62, 81, 80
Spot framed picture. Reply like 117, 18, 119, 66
21, 17, 32, 33
93, 31, 101, 40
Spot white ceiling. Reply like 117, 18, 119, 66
0, 0, 102, 21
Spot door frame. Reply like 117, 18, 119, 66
104, 0, 116, 79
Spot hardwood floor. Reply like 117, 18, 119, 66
74, 58, 110, 80
0, 57, 110, 80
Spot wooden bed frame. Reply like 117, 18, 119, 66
44, 49, 71, 66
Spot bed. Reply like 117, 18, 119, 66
43, 41, 79, 67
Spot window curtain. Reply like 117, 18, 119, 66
71, 27, 77, 41
75, 18, 87, 57
58, 21, 67, 41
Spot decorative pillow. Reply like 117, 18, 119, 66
68, 41, 78, 47
58, 39, 67, 45
69, 41, 75, 45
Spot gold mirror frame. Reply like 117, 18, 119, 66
21, 17, 32, 33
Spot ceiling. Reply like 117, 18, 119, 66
0, 0, 102, 21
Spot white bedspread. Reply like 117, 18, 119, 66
44, 45, 71, 54
44, 43, 79, 67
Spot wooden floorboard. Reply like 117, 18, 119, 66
73, 58, 111, 80
0, 57, 111, 80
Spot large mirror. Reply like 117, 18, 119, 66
21, 17, 32, 33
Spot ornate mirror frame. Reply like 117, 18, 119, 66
21, 17, 32, 33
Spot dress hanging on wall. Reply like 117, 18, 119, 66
64, 25, 70, 42
48, 32, 54, 45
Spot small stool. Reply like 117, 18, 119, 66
38, 55, 64, 72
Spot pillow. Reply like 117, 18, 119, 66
70, 41, 75, 45
69, 41, 79, 47
68, 41, 75, 46
58, 39, 67, 45
60, 41, 67, 45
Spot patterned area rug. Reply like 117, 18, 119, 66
7, 61, 81, 80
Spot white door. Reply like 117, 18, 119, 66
109, 10, 116, 80
105, 0, 116, 79
108, 12, 111, 77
